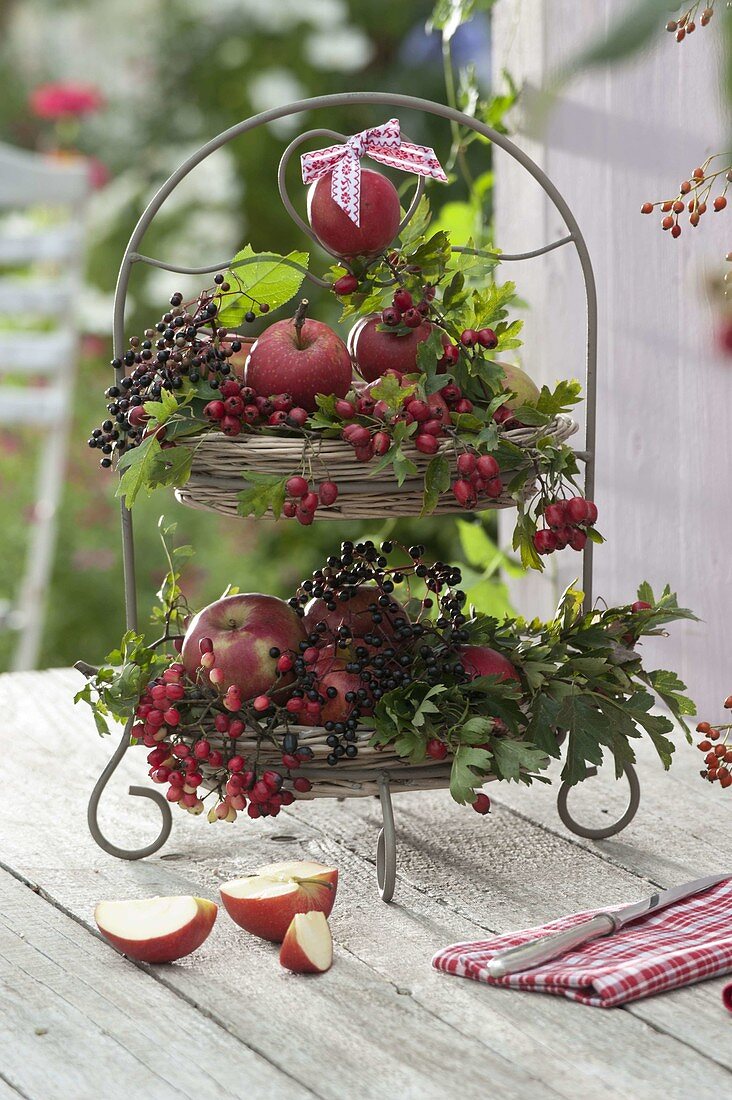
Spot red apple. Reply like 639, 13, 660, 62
457, 645, 520, 683
309, 646, 372, 724
94, 895, 217, 963
307, 168, 401, 258
349, 315, 432, 382
279, 911, 333, 974
245, 310, 352, 413
220, 860, 338, 942
303, 584, 406, 643
181, 594, 306, 699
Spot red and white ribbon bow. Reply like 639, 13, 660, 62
300, 118, 447, 226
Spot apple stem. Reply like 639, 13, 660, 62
293, 299, 309, 348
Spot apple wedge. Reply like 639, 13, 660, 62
94, 895, 217, 963
280, 911, 333, 974
220, 860, 338, 942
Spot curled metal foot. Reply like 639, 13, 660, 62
557, 762, 641, 840
376, 774, 396, 902
88, 718, 172, 860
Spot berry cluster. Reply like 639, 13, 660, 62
282, 476, 339, 525
695, 695, 732, 790
452, 451, 503, 508
533, 496, 598, 556
666, 4, 715, 41
379, 285, 434, 330
87, 279, 269, 468
641, 154, 730, 239
204, 383, 308, 436
339, 380, 455, 460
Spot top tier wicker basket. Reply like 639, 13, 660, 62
175, 415, 579, 520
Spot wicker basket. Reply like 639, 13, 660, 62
176, 415, 579, 520
198, 722, 482, 799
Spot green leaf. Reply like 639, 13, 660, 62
370, 372, 415, 411
557, 693, 609, 785
237, 473, 288, 519
392, 446, 419, 487
492, 739, 549, 782
450, 744, 494, 804
219, 246, 309, 324
524, 693, 563, 757
146, 446, 193, 492
648, 669, 696, 718
143, 388, 183, 424
116, 436, 162, 507
536, 380, 583, 417
421, 453, 451, 515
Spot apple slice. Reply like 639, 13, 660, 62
94, 895, 217, 963
220, 860, 338, 942
280, 911, 333, 974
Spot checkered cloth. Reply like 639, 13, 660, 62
432, 878, 732, 1008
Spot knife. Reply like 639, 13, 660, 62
487, 872, 730, 978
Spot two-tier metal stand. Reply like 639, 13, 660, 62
86, 93, 639, 899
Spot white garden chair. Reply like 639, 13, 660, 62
0, 142, 89, 670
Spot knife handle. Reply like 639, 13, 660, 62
487, 913, 617, 978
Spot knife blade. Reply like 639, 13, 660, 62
487, 871, 731, 979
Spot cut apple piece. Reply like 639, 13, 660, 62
280, 911, 333, 974
220, 860, 338, 943
94, 895, 217, 964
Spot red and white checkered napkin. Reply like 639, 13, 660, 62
432, 878, 732, 1008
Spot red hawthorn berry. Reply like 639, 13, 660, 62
224, 395, 244, 416
460, 329, 479, 348
285, 475, 309, 498
204, 400, 226, 420
724, 696, 732, 709
544, 502, 567, 528
393, 289, 413, 312
319, 480, 339, 506
631, 600, 652, 612
476, 454, 499, 480
485, 477, 503, 498
287, 407, 308, 427
253, 695, 270, 712
472, 793, 491, 814
441, 343, 460, 366
381, 306, 401, 326
283, 500, 297, 518
293, 777, 313, 793
453, 398, 474, 415
421, 419, 444, 437
534, 529, 557, 555
372, 431, 390, 456
335, 399, 356, 419
415, 433, 439, 455
402, 307, 423, 328
457, 452, 477, 476
220, 415, 241, 436
477, 328, 498, 349
714, 196, 727, 212
426, 738, 448, 760
243, 404, 259, 424
583, 501, 598, 525
406, 399, 430, 422
354, 442, 375, 462
697, 740, 712, 753
568, 528, 587, 551
641, 202, 654, 214
333, 274, 359, 295
452, 479, 477, 508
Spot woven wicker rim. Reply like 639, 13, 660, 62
176, 415, 578, 520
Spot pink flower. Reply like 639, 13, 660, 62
30, 82, 104, 119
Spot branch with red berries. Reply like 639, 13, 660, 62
695, 695, 732, 790
641, 153, 730, 238
665, 3, 716, 41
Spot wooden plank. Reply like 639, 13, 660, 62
0, 869, 309, 1100
1, 670, 730, 1098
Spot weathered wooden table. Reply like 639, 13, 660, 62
0, 669, 729, 1100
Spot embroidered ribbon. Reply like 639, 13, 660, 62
300, 118, 447, 226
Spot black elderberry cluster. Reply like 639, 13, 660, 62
281, 540, 474, 767
87, 282, 244, 469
